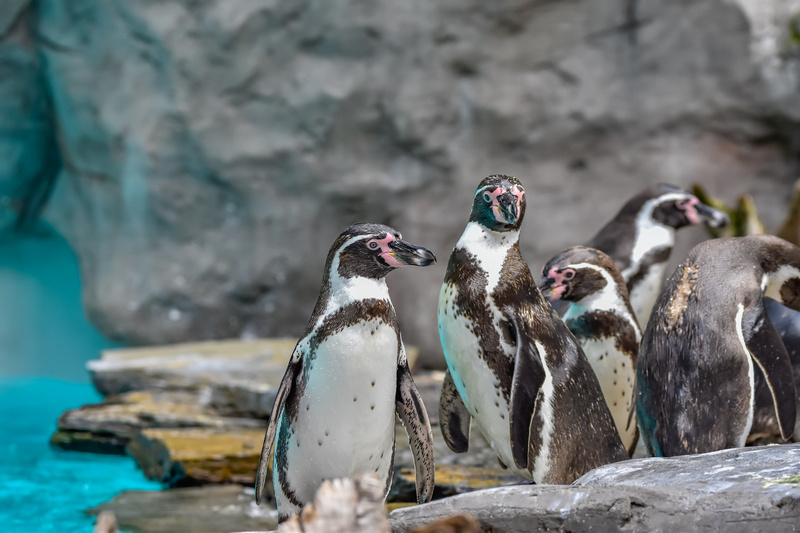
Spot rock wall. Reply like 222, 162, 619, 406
2, 0, 800, 366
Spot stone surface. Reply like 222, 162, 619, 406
87, 485, 278, 533
51, 389, 265, 455
126, 427, 265, 487
0, 0, 795, 366
389, 444, 800, 532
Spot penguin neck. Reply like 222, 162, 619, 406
623, 198, 676, 280
563, 266, 638, 331
456, 222, 520, 291
763, 265, 800, 307
327, 272, 391, 311
456, 221, 519, 253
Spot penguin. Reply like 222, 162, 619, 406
585, 184, 729, 326
636, 234, 800, 457
437, 175, 628, 484
255, 223, 436, 521
537, 246, 641, 456
750, 297, 800, 443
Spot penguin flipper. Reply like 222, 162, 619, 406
439, 369, 471, 453
744, 303, 797, 440
255, 356, 300, 505
396, 358, 435, 504
506, 310, 546, 472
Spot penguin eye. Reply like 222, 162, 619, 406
483, 192, 492, 203
563, 270, 575, 280
368, 241, 379, 250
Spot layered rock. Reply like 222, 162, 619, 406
0, 0, 794, 366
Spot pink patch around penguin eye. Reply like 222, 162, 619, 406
678, 197, 701, 225
367, 234, 405, 268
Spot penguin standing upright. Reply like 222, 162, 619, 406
585, 184, 729, 326
636, 235, 800, 457
538, 246, 641, 455
438, 175, 627, 484
255, 223, 436, 521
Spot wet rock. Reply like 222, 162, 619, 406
389, 444, 800, 532
87, 485, 278, 533
279, 474, 390, 533
51, 389, 264, 455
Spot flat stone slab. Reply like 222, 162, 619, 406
52, 390, 264, 455
389, 444, 800, 533
126, 427, 266, 487
88, 485, 277, 533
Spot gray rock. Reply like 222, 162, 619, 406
87, 485, 278, 533
0, 0, 791, 367
574, 443, 800, 490
389, 444, 800, 532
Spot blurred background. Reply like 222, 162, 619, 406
1, 0, 799, 376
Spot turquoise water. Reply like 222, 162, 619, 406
0, 377, 160, 532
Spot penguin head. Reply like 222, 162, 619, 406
469, 175, 526, 232
538, 246, 628, 303
649, 184, 729, 229
326, 223, 436, 280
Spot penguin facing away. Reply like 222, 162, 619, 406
586, 184, 729, 326
438, 175, 627, 484
255, 223, 436, 521
636, 235, 800, 457
538, 246, 641, 456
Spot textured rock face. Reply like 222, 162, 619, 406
389, 444, 800, 533
4, 0, 800, 364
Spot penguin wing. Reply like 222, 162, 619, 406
255, 355, 301, 505
439, 369, 471, 453
744, 302, 797, 440
505, 308, 547, 471
396, 356, 435, 504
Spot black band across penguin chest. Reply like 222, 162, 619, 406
566, 310, 639, 358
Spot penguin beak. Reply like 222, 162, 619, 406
386, 240, 437, 267
497, 193, 519, 225
537, 277, 556, 300
695, 203, 730, 229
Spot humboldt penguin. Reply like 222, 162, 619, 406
538, 246, 641, 455
586, 184, 729, 326
438, 175, 627, 484
636, 235, 800, 457
255, 223, 436, 521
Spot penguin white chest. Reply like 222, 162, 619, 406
281, 319, 398, 503
437, 281, 526, 479
629, 264, 666, 325
580, 336, 636, 450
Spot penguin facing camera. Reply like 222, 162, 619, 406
538, 246, 641, 456
636, 235, 800, 457
255, 223, 436, 522
438, 175, 628, 484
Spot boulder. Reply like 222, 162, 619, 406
87, 485, 278, 533
1, 0, 792, 368
389, 444, 800, 532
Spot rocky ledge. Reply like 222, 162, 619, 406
389, 444, 800, 533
